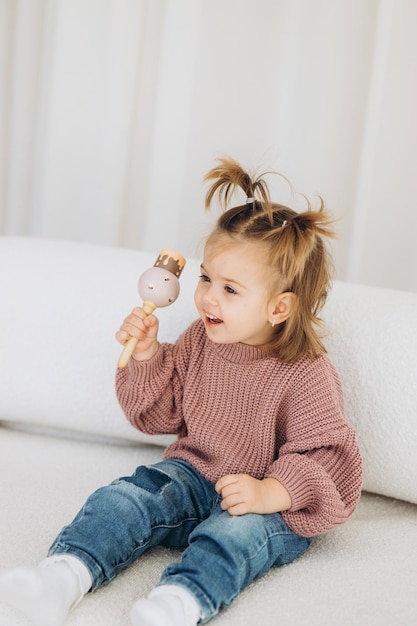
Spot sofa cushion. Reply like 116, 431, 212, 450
324, 281, 417, 504
1, 426, 417, 626
0, 237, 196, 446
1, 237, 417, 504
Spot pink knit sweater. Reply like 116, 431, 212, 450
116, 319, 362, 537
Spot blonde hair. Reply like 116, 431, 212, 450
204, 157, 336, 362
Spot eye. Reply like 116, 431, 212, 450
199, 274, 211, 283
225, 285, 238, 295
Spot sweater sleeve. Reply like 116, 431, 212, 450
266, 356, 362, 537
115, 323, 195, 435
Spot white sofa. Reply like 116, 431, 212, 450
1, 236, 417, 626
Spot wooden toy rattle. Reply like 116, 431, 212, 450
117, 249, 186, 368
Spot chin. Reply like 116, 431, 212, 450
204, 326, 229, 343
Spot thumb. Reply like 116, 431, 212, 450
143, 314, 159, 335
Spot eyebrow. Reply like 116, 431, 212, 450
200, 264, 247, 290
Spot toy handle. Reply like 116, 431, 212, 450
117, 301, 157, 368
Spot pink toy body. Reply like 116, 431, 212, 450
138, 267, 180, 308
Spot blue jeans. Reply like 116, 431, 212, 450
49, 459, 311, 623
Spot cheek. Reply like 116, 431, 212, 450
194, 283, 203, 308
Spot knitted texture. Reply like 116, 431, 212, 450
116, 320, 362, 537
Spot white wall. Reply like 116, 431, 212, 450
1, 0, 416, 292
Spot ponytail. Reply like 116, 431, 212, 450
266, 203, 335, 285
204, 156, 273, 214
204, 157, 336, 362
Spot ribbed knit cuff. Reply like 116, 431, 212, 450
266, 459, 316, 512
123, 343, 164, 379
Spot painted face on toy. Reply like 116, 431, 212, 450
194, 236, 274, 346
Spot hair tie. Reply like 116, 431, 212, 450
282, 220, 288, 228
246, 197, 254, 204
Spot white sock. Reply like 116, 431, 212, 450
130, 584, 201, 626
0, 556, 92, 626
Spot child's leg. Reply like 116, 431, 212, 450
0, 555, 91, 626
1, 460, 216, 625
153, 504, 312, 623
47, 460, 215, 590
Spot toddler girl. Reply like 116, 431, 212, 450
0, 158, 362, 625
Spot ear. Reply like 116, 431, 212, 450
269, 292, 297, 325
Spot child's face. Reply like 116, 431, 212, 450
194, 236, 276, 346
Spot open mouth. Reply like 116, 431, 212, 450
205, 313, 223, 325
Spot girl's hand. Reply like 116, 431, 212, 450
115, 307, 159, 362
215, 474, 292, 516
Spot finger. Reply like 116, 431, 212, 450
225, 503, 248, 516
221, 493, 248, 516
220, 493, 242, 510
218, 483, 242, 501
115, 329, 132, 346
123, 307, 151, 327
215, 474, 239, 494
142, 315, 159, 337
131, 306, 149, 319
143, 314, 157, 326
120, 322, 145, 340
120, 310, 151, 337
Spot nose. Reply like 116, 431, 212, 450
202, 284, 219, 308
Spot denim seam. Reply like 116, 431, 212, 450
245, 528, 285, 563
